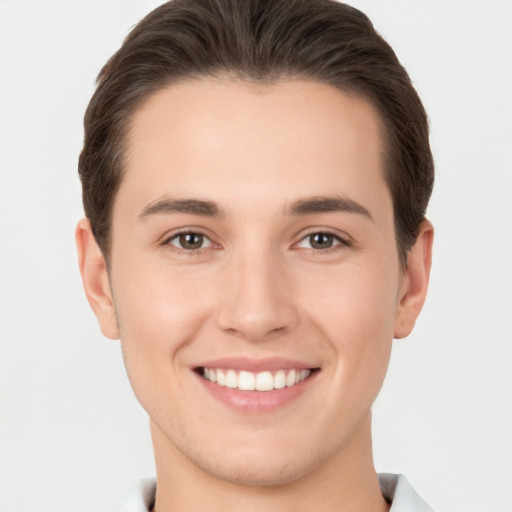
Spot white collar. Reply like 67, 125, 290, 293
379, 473, 435, 512
120, 473, 434, 512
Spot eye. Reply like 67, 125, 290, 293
297, 232, 345, 250
167, 232, 212, 250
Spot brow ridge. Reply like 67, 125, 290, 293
139, 195, 372, 221
139, 198, 223, 219
289, 195, 373, 220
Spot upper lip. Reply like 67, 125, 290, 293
195, 357, 318, 373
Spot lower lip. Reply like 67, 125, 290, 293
197, 371, 317, 413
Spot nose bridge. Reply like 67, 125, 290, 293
216, 238, 298, 341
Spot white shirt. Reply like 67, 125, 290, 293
120, 473, 435, 512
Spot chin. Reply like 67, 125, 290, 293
199, 454, 314, 488
179, 436, 330, 488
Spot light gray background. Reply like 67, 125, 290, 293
1, 1, 511, 511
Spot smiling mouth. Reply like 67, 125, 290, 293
196, 367, 317, 392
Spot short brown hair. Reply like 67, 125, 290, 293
78, 0, 434, 266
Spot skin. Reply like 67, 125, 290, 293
77, 79, 433, 512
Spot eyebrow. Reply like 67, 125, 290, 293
138, 195, 373, 221
289, 196, 373, 221
139, 198, 224, 220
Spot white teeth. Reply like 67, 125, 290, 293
202, 367, 312, 391
286, 369, 296, 387
225, 370, 238, 389
256, 371, 274, 391
217, 369, 226, 386
274, 370, 286, 389
238, 371, 256, 391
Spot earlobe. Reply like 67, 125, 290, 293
394, 220, 434, 339
75, 218, 120, 340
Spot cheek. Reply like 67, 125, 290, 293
298, 258, 399, 388
113, 256, 212, 337
299, 255, 399, 336
111, 260, 214, 395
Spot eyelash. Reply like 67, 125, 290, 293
293, 230, 351, 254
162, 229, 351, 255
163, 230, 216, 255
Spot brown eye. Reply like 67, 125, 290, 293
297, 232, 344, 250
309, 233, 334, 249
169, 232, 210, 250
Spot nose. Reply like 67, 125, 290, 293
215, 247, 299, 342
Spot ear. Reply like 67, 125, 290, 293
76, 218, 119, 340
394, 220, 434, 339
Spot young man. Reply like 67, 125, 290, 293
76, 1, 434, 510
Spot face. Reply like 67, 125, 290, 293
78, 79, 431, 487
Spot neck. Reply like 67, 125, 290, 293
151, 413, 389, 512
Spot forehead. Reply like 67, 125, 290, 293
119, 78, 389, 218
